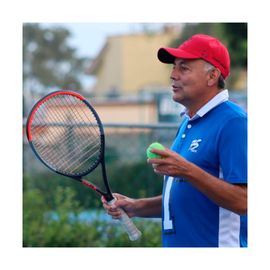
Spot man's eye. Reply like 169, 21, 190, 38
180, 65, 189, 71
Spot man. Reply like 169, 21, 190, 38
102, 34, 247, 247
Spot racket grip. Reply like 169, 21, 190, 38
109, 199, 142, 241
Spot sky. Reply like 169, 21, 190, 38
43, 23, 167, 89
45, 23, 166, 58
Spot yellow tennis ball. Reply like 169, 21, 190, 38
146, 142, 165, 159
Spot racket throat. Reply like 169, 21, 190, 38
104, 193, 114, 202
100, 159, 114, 202
81, 179, 113, 201
81, 179, 105, 196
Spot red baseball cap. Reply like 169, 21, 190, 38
158, 34, 230, 79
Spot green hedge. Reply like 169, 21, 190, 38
23, 187, 161, 247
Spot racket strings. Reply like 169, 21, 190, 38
32, 99, 100, 174
34, 109, 101, 173
30, 94, 102, 175
33, 98, 100, 165
43, 95, 101, 160
32, 100, 94, 165
55, 95, 102, 170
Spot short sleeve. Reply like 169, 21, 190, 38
218, 116, 247, 184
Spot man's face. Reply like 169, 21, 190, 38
170, 58, 210, 105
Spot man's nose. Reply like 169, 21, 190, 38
170, 69, 178, 81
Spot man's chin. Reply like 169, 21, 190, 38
172, 94, 183, 103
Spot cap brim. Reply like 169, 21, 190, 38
158, 48, 199, 63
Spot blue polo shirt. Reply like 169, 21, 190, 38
162, 90, 247, 247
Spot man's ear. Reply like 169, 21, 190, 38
207, 69, 221, 87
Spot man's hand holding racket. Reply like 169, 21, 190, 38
102, 193, 138, 219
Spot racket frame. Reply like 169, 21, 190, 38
26, 90, 114, 201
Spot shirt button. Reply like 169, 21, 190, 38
187, 124, 192, 129
182, 134, 186, 139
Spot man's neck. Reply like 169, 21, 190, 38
186, 89, 225, 118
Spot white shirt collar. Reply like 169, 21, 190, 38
181, 89, 229, 121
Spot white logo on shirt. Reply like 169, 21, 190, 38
189, 139, 202, 153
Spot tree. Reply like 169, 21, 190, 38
221, 23, 247, 68
23, 23, 87, 115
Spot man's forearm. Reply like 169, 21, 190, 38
134, 195, 162, 218
185, 162, 247, 215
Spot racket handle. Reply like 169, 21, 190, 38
109, 198, 142, 241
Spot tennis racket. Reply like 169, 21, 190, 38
26, 90, 142, 241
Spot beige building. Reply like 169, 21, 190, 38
88, 27, 179, 97
91, 99, 157, 124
